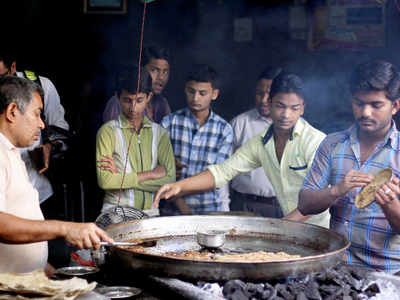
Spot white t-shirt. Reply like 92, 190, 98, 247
230, 108, 275, 197
0, 133, 48, 273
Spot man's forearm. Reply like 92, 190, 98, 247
298, 186, 339, 215
176, 170, 216, 197
138, 170, 161, 182
0, 212, 66, 244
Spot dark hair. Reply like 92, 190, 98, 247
0, 76, 44, 114
186, 64, 218, 89
350, 60, 400, 101
116, 66, 152, 96
258, 67, 283, 81
0, 52, 16, 70
142, 45, 170, 67
269, 72, 304, 101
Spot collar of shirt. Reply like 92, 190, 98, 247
262, 118, 305, 145
117, 114, 152, 130
348, 120, 399, 150
183, 107, 216, 127
0, 132, 17, 151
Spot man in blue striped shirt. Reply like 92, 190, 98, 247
160, 64, 233, 214
299, 60, 400, 273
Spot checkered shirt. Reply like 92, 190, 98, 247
302, 122, 400, 273
161, 108, 233, 213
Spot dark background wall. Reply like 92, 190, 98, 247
2, 0, 400, 220
3, 0, 400, 128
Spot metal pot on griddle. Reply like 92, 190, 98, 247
104, 215, 350, 281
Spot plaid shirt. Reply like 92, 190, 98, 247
161, 108, 233, 212
302, 122, 400, 273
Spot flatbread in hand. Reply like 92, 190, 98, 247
355, 168, 392, 209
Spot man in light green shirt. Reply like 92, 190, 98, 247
155, 73, 329, 227
96, 67, 175, 216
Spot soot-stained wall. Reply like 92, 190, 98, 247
2, 0, 400, 220
3, 0, 400, 133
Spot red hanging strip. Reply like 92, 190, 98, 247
117, 1, 148, 207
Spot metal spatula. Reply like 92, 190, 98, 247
100, 240, 157, 247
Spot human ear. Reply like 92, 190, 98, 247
211, 89, 219, 101
301, 103, 306, 115
146, 92, 153, 103
392, 98, 400, 115
10, 62, 16, 75
5, 103, 19, 122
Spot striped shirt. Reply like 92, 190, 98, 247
302, 122, 400, 273
161, 108, 233, 213
96, 115, 176, 211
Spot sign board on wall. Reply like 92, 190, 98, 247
308, 0, 385, 50
83, 0, 127, 14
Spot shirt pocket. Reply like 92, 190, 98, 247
289, 164, 308, 171
288, 158, 308, 180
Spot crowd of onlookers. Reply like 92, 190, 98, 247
2, 45, 400, 274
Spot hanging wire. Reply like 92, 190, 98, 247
116, 0, 148, 211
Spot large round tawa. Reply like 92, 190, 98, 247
105, 215, 349, 281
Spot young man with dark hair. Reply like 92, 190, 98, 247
156, 72, 329, 227
0, 76, 113, 274
160, 64, 233, 215
299, 60, 400, 272
229, 66, 283, 217
103, 45, 171, 123
96, 67, 175, 216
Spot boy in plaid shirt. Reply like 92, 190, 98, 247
160, 64, 233, 215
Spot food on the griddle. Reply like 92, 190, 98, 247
164, 250, 301, 262
355, 168, 392, 209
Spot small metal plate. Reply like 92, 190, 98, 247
95, 286, 142, 299
55, 266, 100, 276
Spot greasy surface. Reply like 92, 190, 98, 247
105, 216, 349, 280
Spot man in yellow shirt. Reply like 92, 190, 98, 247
96, 67, 175, 216
155, 72, 330, 227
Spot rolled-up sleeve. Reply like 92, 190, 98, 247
208, 135, 262, 188
301, 136, 332, 191
96, 125, 139, 189
135, 130, 176, 191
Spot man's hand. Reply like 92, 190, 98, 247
29, 144, 52, 173
97, 154, 119, 174
331, 169, 374, 198
38, 143, 52, 174
175, 157, 188, 178
283, 209, 309, 222
151, 165, 166, 180
154, 183, 182, 208
62, 222, 114, 250
375, 175, 400, 208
